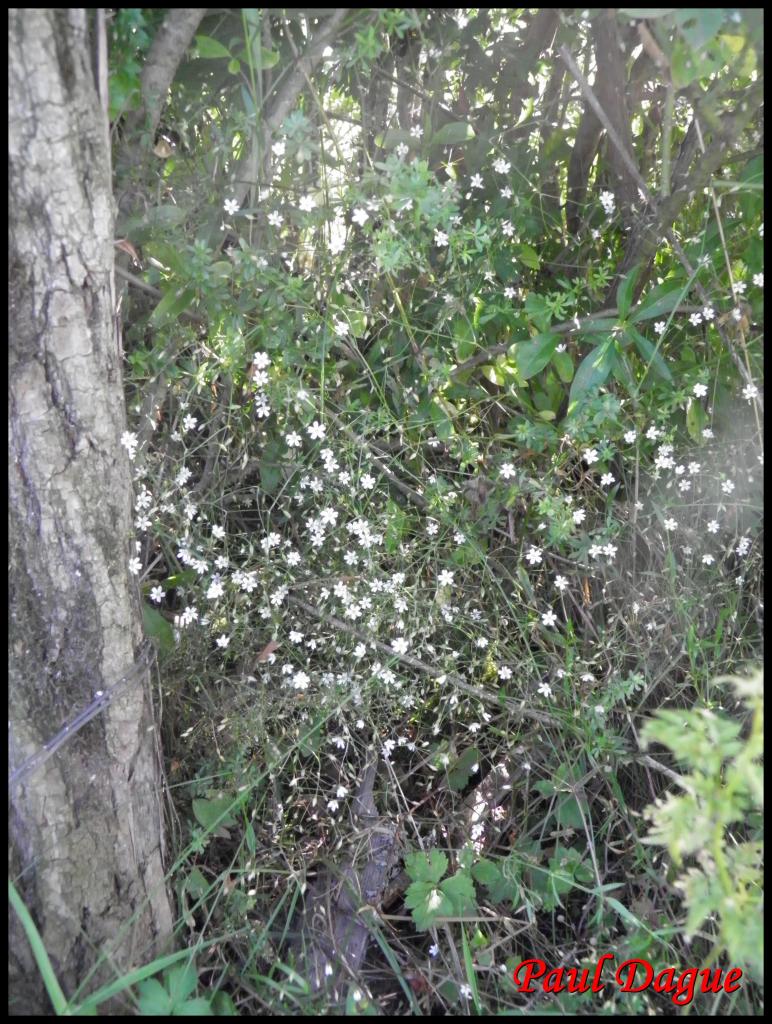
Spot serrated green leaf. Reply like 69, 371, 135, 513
515, 243, 541, 270
405, 849, 448, 884
447, 747, 481, 791
405, 881, 454, 930
440, 870, 477, 914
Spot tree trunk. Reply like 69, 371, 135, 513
9, 9, 173, 1014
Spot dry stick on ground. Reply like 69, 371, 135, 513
558, 45, 762, 408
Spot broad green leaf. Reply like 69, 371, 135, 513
227, 58, 241, 75
472, 859, 511, 903
150, 285, 198, 325
568, 338, 616, 411
258, 48, 280, 69
192, 796, 237, 830
166, 963, 199, 1005
630, 283, 686, 323
686, 398, 707, 442
195, 34, 231, 59
511, 333, 558, 380
453, 317, 476, 361
447, 747, 481, 791
626, 327, 673, 383
142, 603, 174, 654
515, 243, 541, 270
431, 122, 475, 146
616, 265, 642, 320
556, 795, 586, 829
552, 349, 574, 383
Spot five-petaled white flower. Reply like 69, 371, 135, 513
541, 609, 558, 627
223, 198, 239, 216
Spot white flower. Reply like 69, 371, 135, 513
307, 420, 326, 440
438, 570, 455, 588
752, 272, 764, 287
654, 321, 666, 336
702, 428, 714, 439
395, 142, 409, 158
182, 414, 198, 432
150, 585, 164, 604
702, 306, 715, 321
500, 463, 515, 480
216, 634, 230, 649
285, 431, 302, 448
600, 473, 615, 487
572, 508, 586, 525
525, 546, 543, 566
583, 448, 599, 465
434, 229, 449, 247
426, 521, 439, 536
493, 158, 510, 174
470, 173, 483, 189
693, 383, 708, 398
410, 125, 423, 138
333, 320, 350, 337
702, 554, 715, 565
599, 190, 615, 215
267, 211, 282, 228
392, 637, 409, 655
664, 518, 677, 531
689, 312, 702, 326
121, 431, 139, 460
360, 473, 375, 490
537, 681, 553, 698
459, 984, 472, 1000
623, 430, 637, 444
499, 665, 512, 680
272, 140, 286, 156
298, 194, 316, 212
541, 609, 558, 628
476, 637, 488, 649
352, 208, 368, 226
293, 670, 310, 690
429, 943, 439, 958
721, 480, 735, 494
129, 557, 142, 575
252, 351, 271, 370
554, 575, 568, 591
742, 383, 759, 402
223, 198, 239, 216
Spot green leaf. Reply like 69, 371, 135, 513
195, 34, 232, 59
686, 398, 707, 442
192, 796, 237, 831
431, 122, 475, 146
447, 747, 481, 791
405, 882, 454, 930
405, 849, 448, 885
616, 265, 641, 320
384, 498, 408, 552
453, 317, 476, 361
515, 243, 541, 270
258, 47, 280, 69
568, 338, 616, 412
142, 603, 174, 655
137, 978, 172, 1015
511, 333, 558, 380
552, 349, 574, 383
227, 57, 241, 75
166, 963, 199, 1006
630, 283, 686, 323
472, 859, 511, 903
556, 795, 586, 829
178, 997, 214, 1015
150, 285, 198, 326
626, 327, 673, 383
440, 870, 477, 914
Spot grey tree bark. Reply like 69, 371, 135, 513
9, 9, 173, 1014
